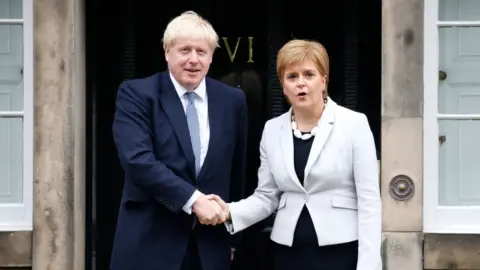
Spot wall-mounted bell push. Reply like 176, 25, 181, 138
389, 175, 415, 201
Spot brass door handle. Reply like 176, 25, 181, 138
439, 70, 447, 81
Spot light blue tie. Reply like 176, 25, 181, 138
185, 92, 201, 176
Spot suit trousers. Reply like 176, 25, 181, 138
181, 228, 202, 270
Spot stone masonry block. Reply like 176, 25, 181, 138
381, 117, 423, 231
382, 232, 423, 270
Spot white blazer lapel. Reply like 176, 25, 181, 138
280, 108, 305, 191
304, 97, 337, 181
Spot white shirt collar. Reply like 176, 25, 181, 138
169, 72, 206, 101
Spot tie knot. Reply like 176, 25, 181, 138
185, 92, 196, 103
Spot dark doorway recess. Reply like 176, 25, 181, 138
85, 0, 381, 269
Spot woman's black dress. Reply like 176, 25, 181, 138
271, 134, 358, 270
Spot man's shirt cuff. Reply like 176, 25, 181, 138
182, 190, 202, 214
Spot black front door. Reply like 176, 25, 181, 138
85, 0, 380, 269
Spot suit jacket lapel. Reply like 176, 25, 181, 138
304, 98, 337, 181
280, 108, 305, 191
158, 73, 196, 176
197, 79, 223, 180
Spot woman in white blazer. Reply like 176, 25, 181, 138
208, 39, 382, 270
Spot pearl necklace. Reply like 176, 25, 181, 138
291, 121, 318, 140
291, 100, 327, 140
291, 114, 319, 140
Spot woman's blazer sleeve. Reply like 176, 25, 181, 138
226, 122, 282, 234
352, 114, 382, 270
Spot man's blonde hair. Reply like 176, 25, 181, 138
162, 11, 220, 51
277, 39, 330, 89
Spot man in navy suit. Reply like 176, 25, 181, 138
110, 11, 247, 270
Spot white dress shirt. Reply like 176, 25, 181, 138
168, 74, 210, 214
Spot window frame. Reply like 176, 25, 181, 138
424, 0, 480, 234
0, 0, 33, 231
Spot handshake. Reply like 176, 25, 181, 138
192, 194, 230, 225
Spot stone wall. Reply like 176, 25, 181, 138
381, 0, 480, 269
0, 0, 86, 269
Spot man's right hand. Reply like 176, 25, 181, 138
193, 195, 226, 225
205, 194, 230, 221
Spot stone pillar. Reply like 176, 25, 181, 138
32, 0, 85, 269
381, 0, 424, 269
